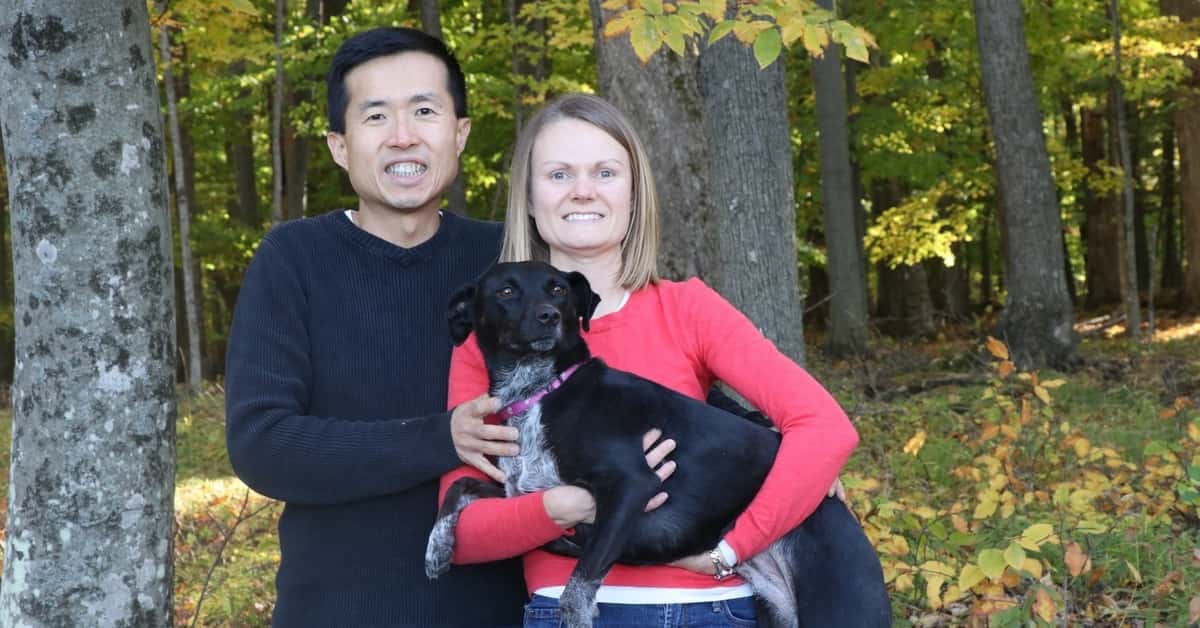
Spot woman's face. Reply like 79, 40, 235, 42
529, 118, 633, 260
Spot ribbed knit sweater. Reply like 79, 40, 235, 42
225, 210, 526, 627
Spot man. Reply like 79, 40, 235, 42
224, 28, 529, 626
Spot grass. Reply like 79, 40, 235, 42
0, 320, 1198, 626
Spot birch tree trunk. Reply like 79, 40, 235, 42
973, 0, 1077, 368
158, 2, 203, 391
0, 2, 177, 624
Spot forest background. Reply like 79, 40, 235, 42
0, 0, 1199, 625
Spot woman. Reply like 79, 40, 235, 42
440, 94, 862, 626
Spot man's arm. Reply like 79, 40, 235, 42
224, 237, 514, 505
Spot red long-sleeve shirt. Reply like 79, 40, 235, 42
440, 278, 858, 594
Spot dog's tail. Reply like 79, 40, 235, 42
737, 496, 891, 628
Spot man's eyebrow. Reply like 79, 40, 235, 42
357, 93, 445, 112
358, 99, 389, 112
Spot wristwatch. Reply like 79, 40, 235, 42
708, 548, 735, 580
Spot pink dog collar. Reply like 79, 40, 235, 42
496, 362, 584, 421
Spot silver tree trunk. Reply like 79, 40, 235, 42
159, 4, 203, 391
1109, 0, 1141, 340
0, 1, 177, 625
271, 0, 286, 224
973, 0, 1077, 368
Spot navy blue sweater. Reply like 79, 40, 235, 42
225, 210, 525, 627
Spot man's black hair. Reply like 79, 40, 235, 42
326, 27, 468, 134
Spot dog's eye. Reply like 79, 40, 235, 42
550, 285, 566, 296
497, 287, 515, 298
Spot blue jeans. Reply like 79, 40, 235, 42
523, 594, 757, 627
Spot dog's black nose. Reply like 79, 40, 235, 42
536, 305, 561, 327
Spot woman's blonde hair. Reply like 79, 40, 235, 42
500, 93, 659, 290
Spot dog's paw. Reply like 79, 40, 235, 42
559, 578, 600, 628
558, 601, 598, 628
424, 515, 458, 579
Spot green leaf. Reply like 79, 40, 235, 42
753, 27, 782, 68
662, 16, 686, 56
844, 35, 869, 64
602, 0, 628, 9
978, 548, 1006, 580
224, 0, 259, 14
1003, 542, 1026, 571
708, 20, 736, 45
642, 0, 664, 16
1017, 523, 1054, 551
699, 0, 727, 20
629, 15, 661, 62
949, 531, 978, 546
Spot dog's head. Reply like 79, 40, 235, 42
448, 261, 601, 360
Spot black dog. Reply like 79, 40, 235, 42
426, 261, 889, 628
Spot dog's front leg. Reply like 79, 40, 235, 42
425, 477, 505, 579
559, 481, 658, 628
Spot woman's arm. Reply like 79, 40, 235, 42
680, 280, 859, 562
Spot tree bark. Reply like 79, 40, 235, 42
0, 2, 177, 624
417, 0, 468, 215
974, 0, 1077, 368
1109, 0, 1141, 339
1160, 127, 1183, 290
227, 61, 259, 227
1160, 0, 1200, 309
271, 0, 286, 224
812, 0, 869, 356
1081, 108, 1121, 306
591, 2, 806, 364
158, 2, 203, 393
589, 1, 711, 282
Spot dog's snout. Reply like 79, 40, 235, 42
536, 305, 561, 327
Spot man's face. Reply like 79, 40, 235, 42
326, 52, 471, 216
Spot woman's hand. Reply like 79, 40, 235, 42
544, 429, 678, 528
668, 552, 717, 575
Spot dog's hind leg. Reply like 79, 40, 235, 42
559, 480, 658, 628
738, 539, 799, 628
784, 497, 891, 627
424, 477, 504, 579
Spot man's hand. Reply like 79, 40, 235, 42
450, 394, 519, 483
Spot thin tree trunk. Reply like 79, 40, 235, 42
0, 2, 176, 623
159, 1, 203, 391
271, 0, 286, 224
227, 60, 260, 227
812, 0, 869, 356
1110, 0, 1141, 340
1082, 108, 1121, 306
1161, 0, 1200, 309
974, 0, 1077, 368
417, 0, 468, 214
1161, 127, 1183, 290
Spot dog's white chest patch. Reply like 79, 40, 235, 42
500, 404, 563, 496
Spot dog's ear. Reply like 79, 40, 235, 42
447, 284, 476, 345
565, 271, 601, 332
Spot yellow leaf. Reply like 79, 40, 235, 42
903, 430, 926, 456
958, 564, 986, 590
1034, 385, 1052, 405
1034, 587, 1056, 623
952, 514, 970, 534
225, 0, 259, 14
973, 495, 998, 520
988, 473, 1007, 492
1018, 523, 1055, 551
1001, 567, 1020, 587
732, 19, 769, 45
1125, 559, 1142, 584
987, 336, 1010, 360
1020, 398, 1032, 424
894, 573, 913, 592
1022, 557, 1044, 579
1065, 541, 1091, 576
1187, 420, 1200, 442
800, 23, 828, 57
925, 575, 945, 610
601, 0, 628, 9
1004, 542, 1026, 571
603, 11, 638, 38
978, 549, 1006, 580
698, 0, 726, 20
1072, 437, 1091, 458
1189, 595, 1200, 625
1042, 378, 1067, 388
980, 423, 1000, 441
